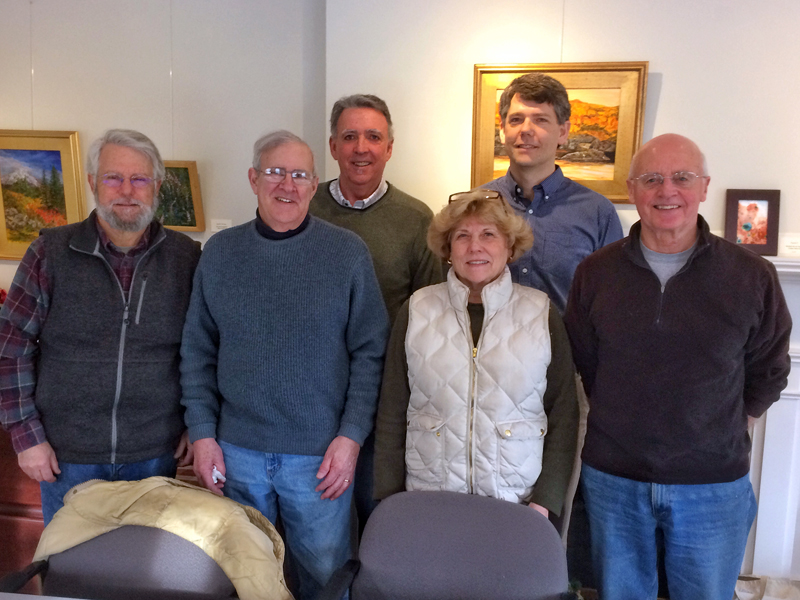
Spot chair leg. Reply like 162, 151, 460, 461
0, 560, 48, 593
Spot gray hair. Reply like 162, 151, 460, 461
499, 73, 571, 125
330, 94, 394, 140
252, 130, 316, 176
86, 129, 165, 181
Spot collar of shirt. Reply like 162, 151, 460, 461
95, 219, 153, 258
498, 166, 565, 210
254, 209, 310, 240
329, 178, 388, 210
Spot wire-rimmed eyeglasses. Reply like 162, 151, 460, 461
257, 167, 315, 187
628, 171, 708, 190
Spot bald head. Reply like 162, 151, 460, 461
626, 133, 710, 253
629, 134, 707, 179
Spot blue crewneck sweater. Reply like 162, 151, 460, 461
180, 217, 389, 455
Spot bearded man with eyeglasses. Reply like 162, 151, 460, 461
564, 134, 792, 600
180, 130, 388, 600
0, 129, 201, 524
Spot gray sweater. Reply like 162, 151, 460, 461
180, 217, 389, 455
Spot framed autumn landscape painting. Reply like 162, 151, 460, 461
0, 130, 86, 259
471, 62, 648, 202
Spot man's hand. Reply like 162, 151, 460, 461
174, 431, 194, 467
529, 502, 549, 518
315, 436, 360, 500
192, 437, 225, 496
18, 441, 60, 483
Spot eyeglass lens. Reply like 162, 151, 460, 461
101, 174, 153, 189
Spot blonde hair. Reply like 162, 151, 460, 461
427, 196, 533, 262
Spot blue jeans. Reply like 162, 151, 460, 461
582, 464, 757, 600
40, 452, 177, 525
219, 441, 353, 600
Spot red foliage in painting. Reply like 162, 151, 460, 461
30, 205, 67, 228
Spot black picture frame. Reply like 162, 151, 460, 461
724, 189, 780, 256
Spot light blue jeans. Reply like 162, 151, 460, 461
219, 440, 353, 600
40, 452, 177, 525
582, 464, 757, 600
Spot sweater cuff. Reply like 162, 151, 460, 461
188, 423, 217, 444
336, 422, 369, 446
525, 483, 564, 517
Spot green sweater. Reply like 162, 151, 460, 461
374, 300, 578, 516
310, 181, 443, 324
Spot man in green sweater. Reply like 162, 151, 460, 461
310, 94, 443, 530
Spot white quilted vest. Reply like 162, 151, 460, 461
404, 267, 551, 503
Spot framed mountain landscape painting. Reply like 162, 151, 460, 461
0, 130, 86, 259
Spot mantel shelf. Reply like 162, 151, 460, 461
768, 257, 800, 280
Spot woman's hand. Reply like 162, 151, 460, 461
529, 502, 549, 518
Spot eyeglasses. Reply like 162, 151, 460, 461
100, 174, 155, 189
629, 171, 708, 190
448, 190, 510, 214
258, 167, 315, 187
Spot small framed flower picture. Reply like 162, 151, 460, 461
724, 189, 780, 256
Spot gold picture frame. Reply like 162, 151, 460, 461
471, 61, 648, 202
157, 160, 205, 232
0, 130, 86, 260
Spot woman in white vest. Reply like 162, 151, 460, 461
373, 190, 579, 519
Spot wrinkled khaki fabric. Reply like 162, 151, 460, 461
34, 476, 293, 600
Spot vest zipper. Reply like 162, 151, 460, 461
466, 302, 484, 496
74, 232, 166, 465
468, 346, 477, 494
134, 273, 148, 325
111, 303, 130, 463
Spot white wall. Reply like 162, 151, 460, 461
0, 0, 327, 288
326, 0, 800, 238
1, 0, 799, 576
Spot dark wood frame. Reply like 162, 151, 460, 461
724, 189, 780, 256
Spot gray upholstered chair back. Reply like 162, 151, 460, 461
350, 490, 568, 600
42, 525, 236, 600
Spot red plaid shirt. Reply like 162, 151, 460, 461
0, 220, 152, 453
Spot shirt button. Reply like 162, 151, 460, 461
505, 429, 511, 437
522, 268, 528, 274
545, 196, 549, 200
528, 209, 533, 214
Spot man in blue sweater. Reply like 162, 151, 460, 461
181, 130, 389, 600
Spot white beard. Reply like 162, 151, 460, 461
95, 192, 159, 232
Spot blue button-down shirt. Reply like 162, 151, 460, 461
482, 167, 623, 313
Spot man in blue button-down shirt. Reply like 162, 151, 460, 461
481, 73, 623, 313
481, 73, 623, 589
